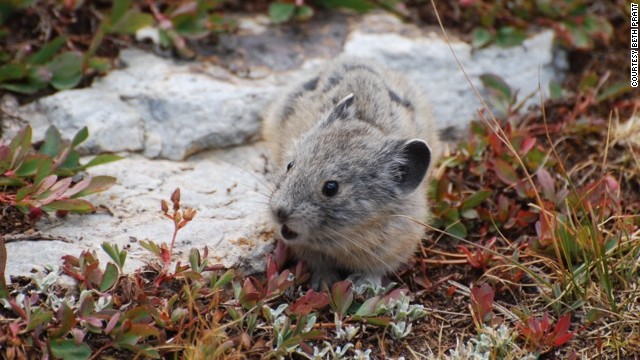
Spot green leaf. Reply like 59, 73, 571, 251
563, 20, 592, 49
495, 26, 527, 48
83, 154, 123, 169
213, 269, 234, 289
355, 296, 381, 317
596, 81, 634, 103
140, 240, 161, 256
71, 176, 116, 198
172, 14, 208, 37
50, 339, 91, 360
40, 126, 62, 157
269, 3, 295, 24
583, 15, 613, 39
44, 199, 94, 212
365, 316, 391, 326
51, 302, 76, 339
100, 263, 119, 292
319, 0, 374, 12
15, 185, 34, 202
111, 0, 132, 24
9, 126, 32, 169
480, 73, 513, 101
86, 56, 112, 73
460, 190, 492, 210
295, 5, 314, 21
0, 177, 26, 187
118, 343, 160, 359
26, 307, 53, 332
27, 65, 52, 84
188, 248, 203, 272
110, 10, 153, 34
102, 243, 127, 270
549, 80, 563, 100
535, 0, 558, 17
0, 63, 26, 83
122, 306, 153, 323
57, 150, 80, 172
27, 36, 67, 65
71, 127, 89, 147
471, 27, 494, 48
15, 156, 48, 178
0, 81, 44, 94
579, 72, 598, 92
445, 221, 468, 239
441, 207, 460, 222
461, 209, 479, 219
47, 51, 83, 90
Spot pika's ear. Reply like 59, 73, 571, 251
328, 93, 356, 121
397, 139, 431, 193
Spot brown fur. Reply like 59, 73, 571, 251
263, 56, 441, 289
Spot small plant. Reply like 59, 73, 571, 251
437, 324, 533, 360
517, 313, 574, 352
470, 282, 495, 327
464, 0, 613, 50
268, 0, 403, 24
0, 125, 120, 219
1, 0, 234, 95
140, 188, 196, 266
0, 36, 84, 94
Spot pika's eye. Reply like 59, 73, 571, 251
322, 181, 339, 197
286, 162, 294, 172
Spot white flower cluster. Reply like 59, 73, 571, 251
428, 324, 537, 360
383, 293, 427, 339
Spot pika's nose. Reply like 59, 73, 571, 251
276, 208, 290, 222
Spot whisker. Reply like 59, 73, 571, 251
324, 227, 395, 275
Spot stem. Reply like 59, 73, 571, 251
0, 236, 9, 300
170, 226, 178, 256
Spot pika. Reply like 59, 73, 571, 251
263, 57, 441, 289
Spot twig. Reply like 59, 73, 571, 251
2, 232, 71, 243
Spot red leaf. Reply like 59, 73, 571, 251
488, 133, 503, 154
494, 159, 519, 185
28, 207, 44, 221
470, 283, 494, 323
160, 243, 171, 265
289, 290, 330, 316
61, 175, 93, 198
603, 174, 620, 193
273, 240, 288, 269
547, 314, 574, 346
458, 245, 482, 268
515, 210, 538, 227
536, 169, 555, 200
265, 254, 278, 280
330, 281, 353, 318
520, 137, 537, 155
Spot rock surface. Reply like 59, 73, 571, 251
344, 15, 564, 129
3, 12, 567, 279
22, 50, 276, 160
5, 145, 275, 277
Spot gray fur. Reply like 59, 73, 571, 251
262, 56, 441, 290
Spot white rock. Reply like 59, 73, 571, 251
344, 28, 563, 129
20, 49, 276, 160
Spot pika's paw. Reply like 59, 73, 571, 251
310, 270, 342, 291
346, 273, 382, 290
